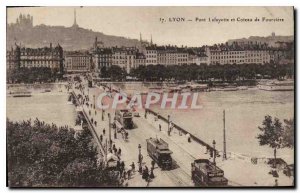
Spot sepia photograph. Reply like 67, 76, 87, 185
6, 6, 294, 188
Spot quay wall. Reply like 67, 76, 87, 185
146, 108, 216, 152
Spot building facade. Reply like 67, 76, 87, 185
135, 53, 146, 67
6, 45, 20, 71
93, 48, 113, 73
7, 43, 64, 73
65, 51, 92, 73
207, 45, 271, 65
145, 46, 158, 65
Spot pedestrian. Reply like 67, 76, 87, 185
117, 160, 120, 172
151, 160, 155, 169
274, 179, 278, 186
123, 170, 127, 180
103, 128, 106, 135
143, 166, 149, 181
131, 162, 135, 173
113, 144, 116, 150
149, 167, 154, 179
120, 161, 125, 174
121, 130, 124, 139
206, 145, 209, 154
118, 148, 122, 156
127, 170, 131, 179
159, 124, 161, 131
100, 134, 103, 142
94, 121, 97, 126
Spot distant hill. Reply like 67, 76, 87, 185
227, 33, 294, 47
7, 24, 142, 51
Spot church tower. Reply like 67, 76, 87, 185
72, 8, 79, 28
140, 32, 142, 43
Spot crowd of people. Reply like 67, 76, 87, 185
71, 75, 159, 186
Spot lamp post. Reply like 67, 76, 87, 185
93, 95, 95, 109
114, 115, 117, 139
138, 144, 142, 173
223, 110, 227, 160
212, 140, 216, 165
101, 102, 104, 121
102, 109, 104, 121
108, 113, 112, 149
167, 115, 170, 136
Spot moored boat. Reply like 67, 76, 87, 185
258, 80, 294, 91
11, 91, 32, 97
238, 86, 248, 90
213, 86, 238, 91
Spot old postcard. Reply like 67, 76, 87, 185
6, 6, 294, 187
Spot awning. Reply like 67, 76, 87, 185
107, 153, 119, 162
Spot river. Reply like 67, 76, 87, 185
7, 84, 76, 128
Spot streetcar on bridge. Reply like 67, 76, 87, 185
115, 109, 134, 130
146, 137, 173, 170
191, 159, 228, 187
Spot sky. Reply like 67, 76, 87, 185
7, 6, 294, 47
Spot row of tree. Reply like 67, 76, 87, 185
257, 116, 294, 167
130, 63, 294, 82
7, 118, 117, 187
100, 66, 126, 81
7, 67, 62, 84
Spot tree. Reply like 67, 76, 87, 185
102, 65, 126, 81
257, 115, 284, 168
282, 118, 294, 149
7, 118, 117, 187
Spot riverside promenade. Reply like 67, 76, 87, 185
71, 78, 293, 187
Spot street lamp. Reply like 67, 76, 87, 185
138, 144, 142, 173
114, 115, 117, 139
93, 95, 95, 109
138, 144, 141, 155
108, 113, 112, 149
167, 115, 170, 136
212, 140, 216, 165
102, 109, 104, 121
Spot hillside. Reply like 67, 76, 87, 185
7, 24, 142, 51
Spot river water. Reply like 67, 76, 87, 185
7, 84, 76, 128
6, 82, 294, 163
